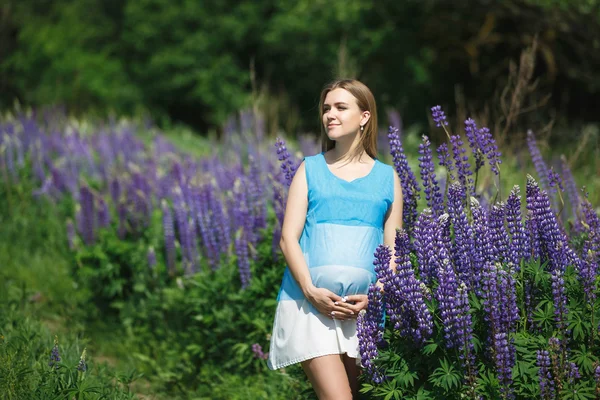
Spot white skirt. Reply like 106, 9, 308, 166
267, 298, 360, 370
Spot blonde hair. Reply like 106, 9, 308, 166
318, 79, 378, 160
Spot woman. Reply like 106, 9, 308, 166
268, 79, 403, 399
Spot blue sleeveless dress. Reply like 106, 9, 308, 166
268, 151, 394, 369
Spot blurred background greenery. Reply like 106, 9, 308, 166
2, 0, 600, 137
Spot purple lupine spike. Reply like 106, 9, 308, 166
195, 185, 220, 269
185, 220, 200, 275
580, 241, 598, 305
537, 350, 555, 399
430, 105, 449, 128
248, 156, 267, 233
79, 186, 95, 245
478, 126, 502, 175
274, 137, 298, 187
373, 244, 392, 285
173, 192, 193, 275
48, 336, 61, 369
435, 257, 461, 349
489, 202, 509, 263
465, 118, 484, 173
506, 186, 528, 269
418, 135, 444, 217
251, 343, 269, 360
455, 282, 476, 384
389, 230, 433, 344
581, 194, 600, 256
208, 182, 230, 261
472, 198, 494, 261
437, 143, 455, 181
110, 178, 121, 205
97, 198, 110, 229
388, 126, 420, 234
526, 130, 550, 192
447, 182, 476, 288
560, 156, 581, 229
526, 211, 541, 261
162, 200, 176, 275
565, 362, 581, 385
357, 284, 386, 383
76, 348, 87, 373
548, 167, 563, 191
482, 262, 518, 399
271, 182, 286, 261
413, 208, 438, 285
450, 134, 473, 195
235, 228, 251, 288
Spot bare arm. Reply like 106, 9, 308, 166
382, 169, 404, 271
279, 161, 352, 319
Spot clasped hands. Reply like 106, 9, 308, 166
305, 286, 368, 320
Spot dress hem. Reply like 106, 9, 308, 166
268, 350, 360, 370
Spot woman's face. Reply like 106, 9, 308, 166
322, 88, 368, 142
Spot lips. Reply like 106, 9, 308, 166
327, 124, 340, 128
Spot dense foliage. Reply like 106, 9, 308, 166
2, 1, 600, 131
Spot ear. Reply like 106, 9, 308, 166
360, 111, 371, 127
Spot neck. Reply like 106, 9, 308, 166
331, 132, 364, 162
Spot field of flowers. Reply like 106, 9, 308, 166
0, 105, 599, 399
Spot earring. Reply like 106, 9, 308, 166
360, 125, 364, 132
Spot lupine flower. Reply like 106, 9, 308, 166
162, 200, 176, 275
479, 126, 502, 175
388, 126, 420, 234
560, 156, 581, 227
430, 105, 449, 128
526, 130, 550, 192
251, 343, 269, 360
387, 230, 433, 344
465, 118, 484, 173
77, 348, 87, 372
464, 119, 501, 175
547, 167, 563, 191
482, 262, 518, 398
274, 137, 298, 186
489, 203, 509, 264
235, 229, 251, 288
436, 257, 462, 349
447, 183, 475, 288
437, 143, 454, 181
97, 197, 110, 228
357, 284, 386, 383
537, 350, 555, 399
506, 186, 528, 269
79, 186, 95, 245
49, 336, 61, 369
450, 134, 473, 195
413, 209, 439, 285
565, 362, 580, 385
419, 135, 444, 217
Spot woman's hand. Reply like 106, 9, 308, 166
304, 286, 356, 320
334, 294, 369, 319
